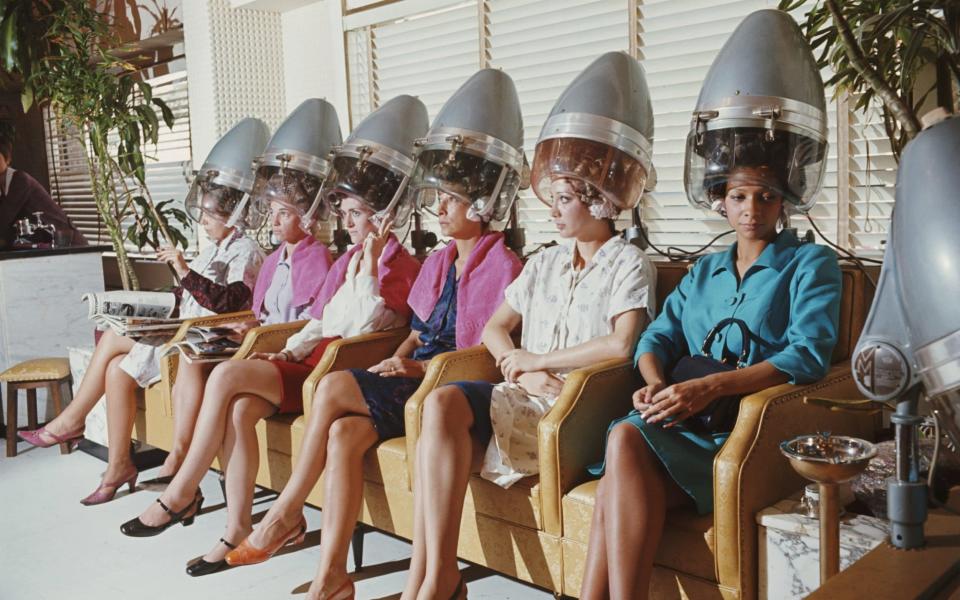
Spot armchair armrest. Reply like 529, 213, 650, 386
712, 364, 881, 597
538, 359, 638, 536
232, 320, 308, 359
403, 345, 502, 485
167, 310, 256, 343
151, 310, 256, 416
301, 328, 410, 418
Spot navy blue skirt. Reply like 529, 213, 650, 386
348, 368, 424, 440
348, 369, 497, 443
445, 380, 495, 443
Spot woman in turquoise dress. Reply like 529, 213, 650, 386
579, 141, 842, 598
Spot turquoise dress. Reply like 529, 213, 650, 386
590, 230, 842, 514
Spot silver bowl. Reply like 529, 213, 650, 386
780, 433, 877, 484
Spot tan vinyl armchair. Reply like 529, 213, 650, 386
135, 310, 260, 449
134, 308, 411, 497
556, 264, 880, 599
130, 262, 879, 600
344, 263, 880, 599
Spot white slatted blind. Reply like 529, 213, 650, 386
347, 1, 480, 126
346, 0, 480, 242
44, 112, 101, 242
45, 66, 195, 251
342, 0, 891, 253
846, 97, 896, 253
487, 0, 629, 246
134, 69, 195, 251
347, 27, 375, 125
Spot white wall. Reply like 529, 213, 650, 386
182, 0, 218, 166
182, 0, 288, 168
280, 1, 350, 135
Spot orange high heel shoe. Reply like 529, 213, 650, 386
224, 515, 307, 567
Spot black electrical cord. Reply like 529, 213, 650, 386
804, 214, 880, 290
638, 225, 736, 262
522, 240, 557, 259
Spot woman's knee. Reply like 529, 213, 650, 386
327, 417, 376, 452
311, 371, 360, 417
207, 360, 243, 390
105, 356, 133, 386
605, 423, 648, 470
230, 396, 269, 430
422, 386, 472, 433
315, 371, 355, 400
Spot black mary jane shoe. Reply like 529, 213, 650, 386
186, 538, 236, 577
120, 491, 204, 537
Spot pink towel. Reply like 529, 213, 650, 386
308, 234, 420, 321
253, 236, 333, 320
407, 231, 522, 349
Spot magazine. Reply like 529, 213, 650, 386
82, 291, 181, 338
161, 327, 242, 364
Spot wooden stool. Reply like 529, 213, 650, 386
1, 358, 74, 457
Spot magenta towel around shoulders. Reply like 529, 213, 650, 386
307, 234, 421, 322
407, 231, 522, 349
252, 236, 333, 319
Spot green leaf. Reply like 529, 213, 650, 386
136, 104, 160, 145
20, 85, 33, 112
136, 80, 152, 104
152, 97, 175, 129
2, 9, 18, 73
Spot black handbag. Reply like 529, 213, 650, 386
667, 317, 752, 433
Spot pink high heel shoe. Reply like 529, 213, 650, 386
18, 424, 85, 449
80, 467, 139, 506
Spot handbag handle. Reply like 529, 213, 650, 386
700, 317, 752, 369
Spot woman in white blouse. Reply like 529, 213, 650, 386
18, 183, 264, 505
402, 52, 659, 600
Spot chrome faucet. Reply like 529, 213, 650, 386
13, 212, 57, 247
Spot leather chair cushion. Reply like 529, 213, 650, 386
366, 438, 411, 487
466, 474, 541, 530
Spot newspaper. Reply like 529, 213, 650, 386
82, 291, 181, 338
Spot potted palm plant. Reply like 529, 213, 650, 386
0, 0, 187, 289
780, 0, 959, 160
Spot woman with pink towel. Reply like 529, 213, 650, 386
223, 71, 528, 600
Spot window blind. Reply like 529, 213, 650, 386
45, 66, 195, 252
341, 0, 890, 253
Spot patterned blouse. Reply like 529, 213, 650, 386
480, 236, 657, 488
177, 230, 264, 318
118, 230, 264, 387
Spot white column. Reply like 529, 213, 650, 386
182, 0, 289, 169
280, 1, 350, 134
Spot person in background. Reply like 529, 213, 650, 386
0, 133, 86, 249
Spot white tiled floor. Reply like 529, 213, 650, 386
0, 442, 552, 600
